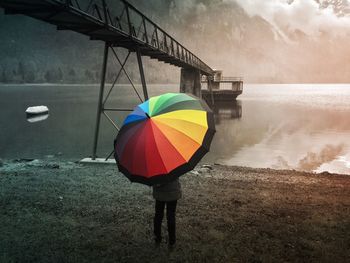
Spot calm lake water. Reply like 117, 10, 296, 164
1, 83, 350, 175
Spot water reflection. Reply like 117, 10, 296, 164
2, 84, 350, 175
202, 100, 243, 164
26, 113, 49, 123
221, 98, 350, 175
210, 101, 242, 124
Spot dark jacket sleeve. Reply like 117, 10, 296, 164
152, 178, 182, 202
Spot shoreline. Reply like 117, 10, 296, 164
1, 158, 349, 178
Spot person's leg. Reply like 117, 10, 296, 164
166, 200, 177, 246
154, 200, 165, 243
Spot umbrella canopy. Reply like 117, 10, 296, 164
114, 93, 215, 185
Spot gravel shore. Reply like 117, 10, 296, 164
0, 159, 349, 262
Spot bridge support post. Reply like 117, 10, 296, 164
208, 78, 215, 105
180, 68, 201, 97
92, 42, 109, 160
136, 48, 149, 101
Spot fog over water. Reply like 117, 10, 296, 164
1, 83, 349, 175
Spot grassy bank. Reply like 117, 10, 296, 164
0, 160, 349, 262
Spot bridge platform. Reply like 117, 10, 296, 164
201, 70, 243, 104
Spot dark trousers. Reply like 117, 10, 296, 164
153, 200, 177, 244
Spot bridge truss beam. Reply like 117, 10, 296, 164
92, 43, 148, 160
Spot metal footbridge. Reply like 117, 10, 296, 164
0, 0, 215, 159
0, 0, 213, 75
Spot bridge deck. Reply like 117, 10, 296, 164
0, 0, 213, 75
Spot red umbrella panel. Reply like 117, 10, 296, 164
114, 93, 215, 185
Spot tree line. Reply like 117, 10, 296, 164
0, 61, 103, 84
0, 60, 177, 84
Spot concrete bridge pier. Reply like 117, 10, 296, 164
180, 68, 202, 97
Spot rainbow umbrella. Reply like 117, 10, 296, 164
114, 93, 215, 185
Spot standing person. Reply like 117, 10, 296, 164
153, 177, 182, 249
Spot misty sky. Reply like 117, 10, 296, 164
1, 0, 350, 83
235, 0, 350, 40
161, 0, 350, 82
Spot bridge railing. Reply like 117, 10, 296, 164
58, 0, 213, 75
201, 75, 244, 82
219, 77, 244, 82
201, 75, 243, 91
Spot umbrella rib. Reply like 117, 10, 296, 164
149, 93, 175, 115
130, 123, 148, 176
118, 121, 149, 175
152, 119, 202, 151
146, 121, 169, 175
153, 118, 209, 147
153, 100, 199, 116
151, 94, 195, 116
153, 116, 208, 129
115, 121, 146, 158
149, 121, 186, 173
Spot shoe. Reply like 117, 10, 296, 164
154, 236, 161, 245
168, 240, 176, 251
